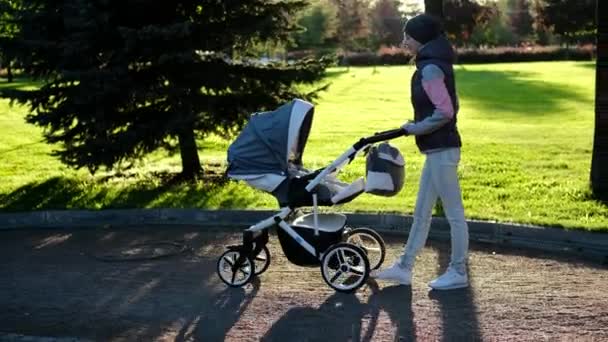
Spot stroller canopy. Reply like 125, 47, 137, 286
227, 99, 314, 192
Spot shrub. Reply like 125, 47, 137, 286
456, 45, 595, 64
337, 45, 596, 66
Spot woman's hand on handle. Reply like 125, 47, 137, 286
401, 120, 415, 136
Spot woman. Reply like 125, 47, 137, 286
371, 14, 469, 290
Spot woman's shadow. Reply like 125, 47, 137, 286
427, 242, 482, 342
261, 279, 415, 342
367, 280, 416, 342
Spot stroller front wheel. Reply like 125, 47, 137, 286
217, 249, 255, 287
321, 243, 370, 293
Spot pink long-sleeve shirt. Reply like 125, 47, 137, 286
403, 64, 455, 136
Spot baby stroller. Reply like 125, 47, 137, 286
217, 99, 407, 293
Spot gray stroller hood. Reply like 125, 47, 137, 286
226, 99, 314, 192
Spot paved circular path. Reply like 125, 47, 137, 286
1, 226, 607, 341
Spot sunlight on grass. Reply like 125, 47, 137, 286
0, 77, 42, 91
0, 62, 606, 231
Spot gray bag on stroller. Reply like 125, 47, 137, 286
364, 142, 405, 196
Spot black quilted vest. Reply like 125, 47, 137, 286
410, 36, 462, 152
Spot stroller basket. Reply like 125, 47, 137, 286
278, 213, 346, 266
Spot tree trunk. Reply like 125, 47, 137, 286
178, 125, 203, 180
591, 0, 608, 200
7, 61, 12, 83
424, 0, 444, 19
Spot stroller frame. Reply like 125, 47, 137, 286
217, 128, 406, 293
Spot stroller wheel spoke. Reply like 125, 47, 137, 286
223, 256, 235, 267
238, 267, 250, 277
337, 250, 346, 265
350, 266, 365, 275
231, 269, 238, 283
330, 270, 343, 284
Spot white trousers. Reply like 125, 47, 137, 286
399, 148, 469, 273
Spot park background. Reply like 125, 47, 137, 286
0, 0, 606, 231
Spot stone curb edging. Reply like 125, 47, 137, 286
1, 209, 607, 263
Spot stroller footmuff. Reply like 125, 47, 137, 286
217, 99, 406, 293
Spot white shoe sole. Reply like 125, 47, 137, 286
379, 279, 411, 286
371, 274, 411, 286
429, 282, 468, 290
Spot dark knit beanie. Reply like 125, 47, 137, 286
404, 14, 442, 45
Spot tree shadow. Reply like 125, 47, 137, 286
576, 62, 596, 70
455, 69, 591, 118
464, 237, 608, 267
0, 173, 260, 212
177, 278, 260, 341
324, 68, 350, 80
0, 177, 86, 211
0, 227, 259, 341
427, 242, 482, 342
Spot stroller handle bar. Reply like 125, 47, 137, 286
353, 128, 408, 150
305, 128, 407, 192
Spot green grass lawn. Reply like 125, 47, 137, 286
1, 61, 607, 231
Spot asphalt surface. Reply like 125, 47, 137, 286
1, 225, 607, 341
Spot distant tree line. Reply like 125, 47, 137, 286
285, 0, 596, 55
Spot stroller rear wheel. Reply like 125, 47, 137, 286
217, 249, 254, 287
321, 243, 370, 293
344, 227, 386, 270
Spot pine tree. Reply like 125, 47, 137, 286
0, 0, 329, 180
370, 0, 405, 48
331, 0, 372, 53
537, 0, 595, 45
425, 0, 444, 19
507, 0, 534, 41
293, 0, 338, 49
0, 0, 19, 82
531, 0, 552, 45
443, 0, 497, 46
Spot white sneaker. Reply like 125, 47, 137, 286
370, 262, 411, 285
429, 267, 468, 290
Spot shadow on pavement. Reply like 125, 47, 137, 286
261, 278, 416, 341
367, 280, 415, 341
260, 290, 372, 342
176, 279, 260, 341
3, 226, 607, 341
0, 227, 258, 341
429, 242, 482, 342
